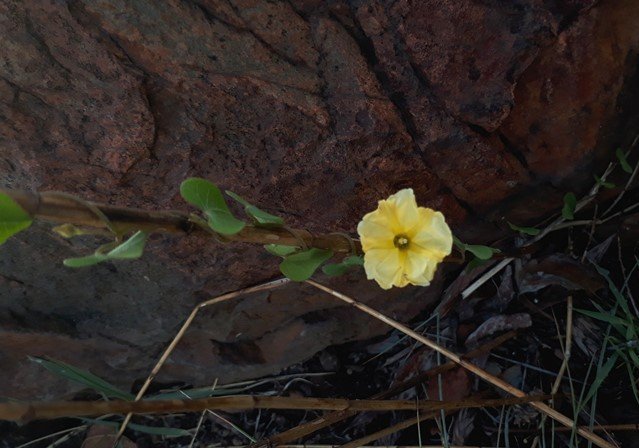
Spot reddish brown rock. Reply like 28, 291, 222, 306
0, 0, 637, 400
502, 0, 639, 179
400, 0, 556, 132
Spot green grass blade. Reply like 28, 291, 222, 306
29, 356, 134, 400
81, 418, 191, 437
582, 352, 618, 406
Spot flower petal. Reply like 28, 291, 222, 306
364, 248, 403, 290
386, 188, 420, 232
404, 248, 438, 286
410, 208, 453, 258
357, 209, 395, 251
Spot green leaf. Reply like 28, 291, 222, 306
562, 192, 577, 220
594, 175, 615, 189
264, 244, 298, 257
29, 356, 134, 401
180, 178, 245, 235
226, 190, 284, 227
582, 352, 619, 406
322, 255, 364, 277
0, 192, 32, 245
575, 308, 629, 333
106, 231, 147, 259
64, 231, 148, 268
464, 244, 498, 261
507, 222, 541, 236
465, 256, 488, 272
453, 236, 499, 260
616, 148, 633, 174
280, 248, 333, 281
452, 235, 465, 251
81, 418, 191, 437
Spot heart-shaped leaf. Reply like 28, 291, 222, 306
453, 236, 498, 261
280, 248, 333, 281
322, 255, 364, 276
464, 244, 498, 260
508, 222, 541, 236
64, 231, 148, 268
226, 190, 284, 227
180, 178, 245, 235
562, 192, 576, 220
0, 192, 32, 245
106, 231, 147, 259
264, 244, 298, 257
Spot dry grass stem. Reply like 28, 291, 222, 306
0, 394, 551, 422
461, 259, 513, 299
305, 280, 615, 448
249, 332, 519, 447
339, 395, 546, 448
530, 295, 574, 448
114, 278, 290, 441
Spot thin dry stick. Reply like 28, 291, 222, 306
305, 280, 614, 448
341, 410, 438, 448
530, 295, 574, 448
461, 258, 513, 299
0, 394, 551, 422
114, 278, 290, 441
249, 331, 519, 448
498, 423, 639, 434
239, 445, 503, 448
188, 379, 218, 448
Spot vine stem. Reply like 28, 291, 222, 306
2, 189, 358, 254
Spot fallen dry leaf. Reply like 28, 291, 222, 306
465, 313, 532, 348
425, 366, 471, 402
452, 408, 475, 445
82, 425, 137, 448
516, 254, 604, 295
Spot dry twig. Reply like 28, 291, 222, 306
305, 280, 614, 448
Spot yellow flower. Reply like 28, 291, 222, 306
357, 189, 453, 290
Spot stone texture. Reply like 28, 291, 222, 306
0, 0, 637, 399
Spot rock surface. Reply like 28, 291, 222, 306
0, 0, 637, 399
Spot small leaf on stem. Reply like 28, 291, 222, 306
280, 248, 333, 281
562, 192, 577, 220
226, 190, 284, 227
322, 255, 364, 276
0, 192, 32, 246
180, 178, 245, 235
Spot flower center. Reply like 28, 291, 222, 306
393, 234, 410, 250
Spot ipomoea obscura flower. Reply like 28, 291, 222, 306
357, 189, 453, 289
